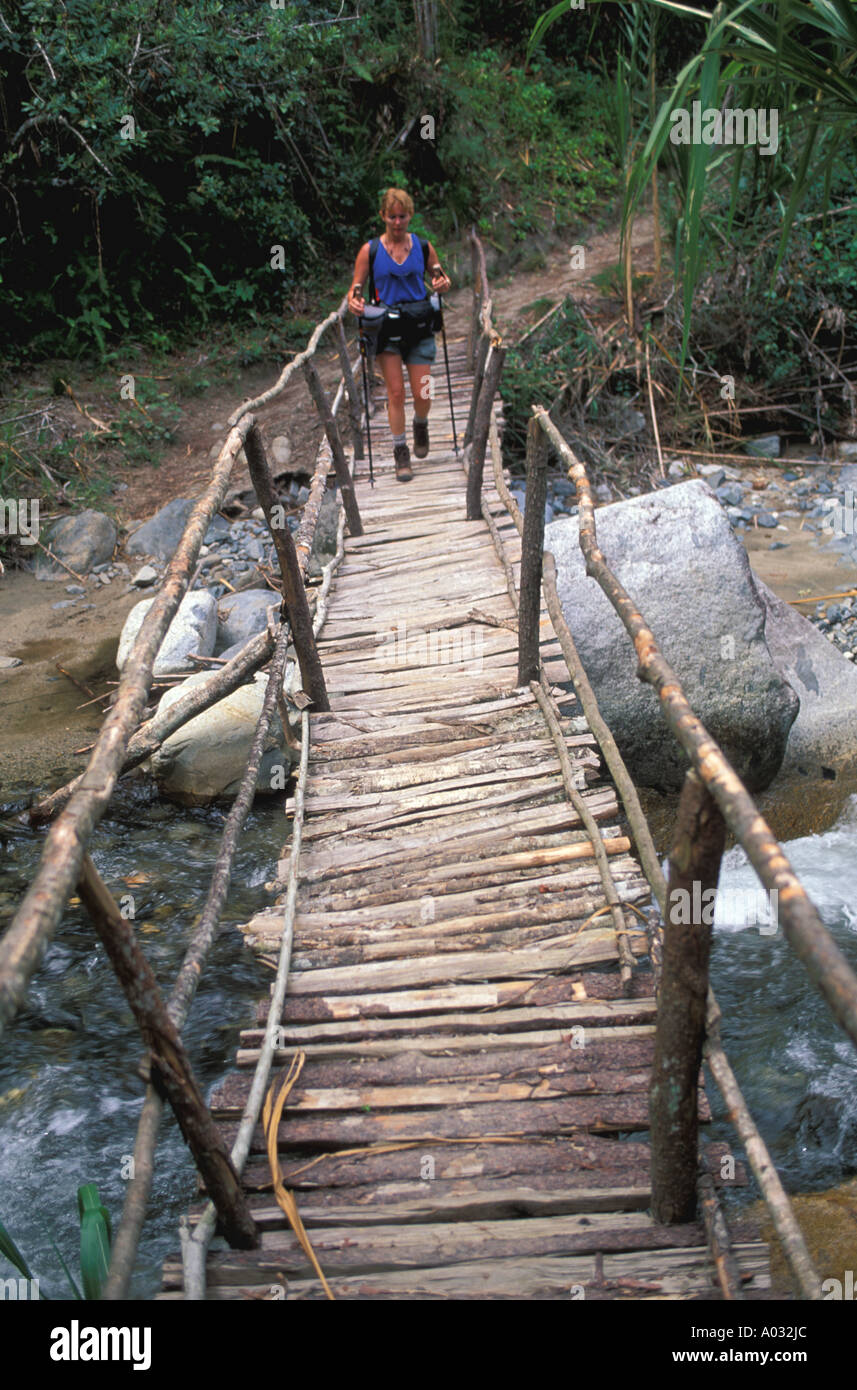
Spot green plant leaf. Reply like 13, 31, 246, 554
78, 1184, 111, 1301
0, 1215, 37, 1283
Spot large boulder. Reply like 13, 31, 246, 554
753, 576, 857, 839
545, 480, 799, 793
148, 670, 296, 804
307, 487, 340, 578
126, 498, 230, 561
116, 591, 217, 676
215, 589, 277, 654
35, 510, 117, 579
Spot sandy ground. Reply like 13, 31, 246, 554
0, 353, 341, 800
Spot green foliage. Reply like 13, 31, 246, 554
501, 298, 599, 461
0, 1183, 111, 1299
533, 0, 857, 381
0, 1, 619, 360
78, 1184, 111, 1301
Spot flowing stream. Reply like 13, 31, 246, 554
0, 784, 280, 1299
707, 797, 857, 1193
1, 785, 856, 1299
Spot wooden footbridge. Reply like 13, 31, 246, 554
158, 343, 773, 1300
6, 232, 857, 1303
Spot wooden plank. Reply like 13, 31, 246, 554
270, 987, 655, 1028
277, 938, 642, 998
284, 861, 643, 930
278, 796, 617, 874
248, 885, 652, 952
301, 744, 598, 797
237, 1023, 658, 1064
251, 994, 659, 1046
162, 1212, 713, 1286
212, 1065, 655, 1117
286, 925, 650, 969
296, 836, 625, 906
159, 1244, 769, 1300
222, 1136, 738, 1193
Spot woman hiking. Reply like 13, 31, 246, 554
348, 188, 451, 482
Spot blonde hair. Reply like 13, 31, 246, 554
380, 187, 414, 218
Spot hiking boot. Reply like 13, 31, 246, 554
413, 416, 429, 458
394, 443, 413, 481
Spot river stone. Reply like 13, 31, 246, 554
751, 576, 857, 838
270, 436, 292, 467
744, 434, 781, 458
215, 589, 276, 653
116, 590, 217, 676
126, 499, 231, 562
545, 480, 799, 793
148, 670, 295, 805
307, 487, 340, 578
35, 510, 117, 580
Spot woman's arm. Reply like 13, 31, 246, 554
425, 242, 451, 294
347, 243, 371, 314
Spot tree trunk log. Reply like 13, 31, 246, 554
244, 424, 329, 711
650, 771, 725, 1223
301, 358, 363, 536
77, 854, 258, 1250
335, 318, 364, 462
517, 417, 548, 685
466, 346, 506, 521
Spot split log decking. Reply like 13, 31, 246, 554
160, 345, 771, 1300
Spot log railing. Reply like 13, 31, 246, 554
464, 226, 505, 520
1, 295, 367, 1296
466, 229, 832, 1298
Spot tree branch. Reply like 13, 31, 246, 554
11, 113, 114, 177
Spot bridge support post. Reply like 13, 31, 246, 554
464, 334, 490, 450
517, 416, 548, 685
466, 345, 506, 521
335, 318, 364, 462
467, 232, 480, 371
76, 854, 259, 1251
244, 424, 330, 712
650, 768, 725, 1223
301, 358, 364, 537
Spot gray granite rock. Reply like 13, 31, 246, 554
126, 498, 195, 561
126, 499, 231, 562
545, 480, 799, 793
148, 670, 296, 804
307, 488, 340, 579
753, 576, 857, 838
214, 589, 276, 653
744, 434, 781, 458
116, 590, 217, 676
35, 510, 117, 580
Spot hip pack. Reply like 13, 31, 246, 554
359, 295, 442, 354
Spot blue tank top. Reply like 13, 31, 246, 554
373, 236, 427, 305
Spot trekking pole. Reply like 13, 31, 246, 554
357, 324, 375, 487
437, 294, 459, 456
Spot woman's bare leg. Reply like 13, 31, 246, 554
378, 351, 406, 435
407, 363, 433, 420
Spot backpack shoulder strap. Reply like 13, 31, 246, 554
419, 237, 430, 290
368, 237, 381, 305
